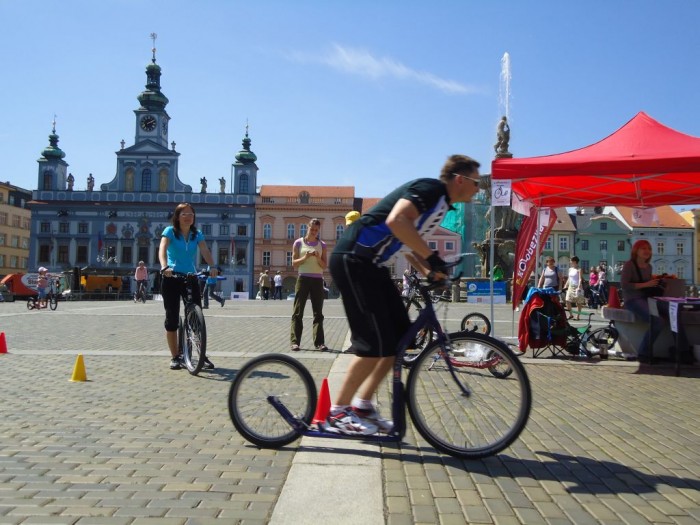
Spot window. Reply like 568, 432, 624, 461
262, 251, 271, 267
677, 242, 684, 255
544, 237, 552, 250
41, 222, 51, 233
218, 247, 229, 266
0, 212, 6, 225
263, 224, 271, 239
428, 241, 437, 250
42, 170, 53, 190
657, 241, 665, 255
600, 240, 607, 251
559, 236, 568, 251
581, 240, 589, 250
21, 237, 29, 249
286, 251, 293, 267
237, 225, 247, 236
446, 241, 455, 251
617, 240, 625, 251
10, 256, 18, 268
219, 224, 229, 236
300, 224, 308, 239
0, 234, 4, 246
11, 236, 19, 248
677, 266, 685, 279
141, 168, 152, 191
656, 263, 666, 274
12, 215, 20, 227
0, 255, 3, 266
336, 224, 344, 240
58, 245, 69, 264
76, 245, 88, 264
39, 245, 50, 263
59, 222, 69, 233
287, 224, 295, 240
201, 224, 212, 235
79, 222, 89, 234
121, 246, 133, 265
239, 173, 249, 193
235, 244, 247, 266
600, 222, 608, 231
22, 217, 31, 229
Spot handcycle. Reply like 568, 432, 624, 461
134, 279, 148, 303
164, 270, 209, 375
228, 259, 532, 459
26, 279, 60, 311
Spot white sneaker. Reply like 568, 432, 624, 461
325, 408, 379, 436
351, 406, 394, 434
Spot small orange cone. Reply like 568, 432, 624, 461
312, 378, 331, 424
70, 354, 88, 382
0, 332, 7, 354
607, 285, 621, 308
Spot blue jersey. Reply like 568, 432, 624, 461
162, 225, 204, 273
334, 178, 452, 266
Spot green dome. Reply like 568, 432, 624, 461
235, 134, 257, 163
41, 132, 65, 159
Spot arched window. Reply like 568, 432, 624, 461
240, 173, 249, 193
287, 224, 295, 240
263, 223, 271, 239
42, 170, 53, 190
300, 224, 308, 239
336, 224, 344, 240
141, 169, 152, 192
299, 191, 310, 204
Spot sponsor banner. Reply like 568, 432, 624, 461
466, 280, 507, 297
512, 207, 557, 310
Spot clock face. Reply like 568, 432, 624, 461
161, 119, 168, 135
140, 115, 157, 132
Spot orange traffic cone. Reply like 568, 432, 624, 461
0, 332, 7, 354
607, 285, 621, 308
70, 354, 88, 382
312, 378, 331, 425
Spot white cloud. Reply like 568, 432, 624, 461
289, 44, 481, 95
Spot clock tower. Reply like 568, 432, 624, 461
134, 33, 170, 148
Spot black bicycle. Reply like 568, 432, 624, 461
166, 271, 208, 375
26, 279, 60, 311
228, 259, 532, 459
134, 279, 148, 303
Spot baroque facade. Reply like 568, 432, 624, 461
0, 183, 32, 274
28, 48, 257, 297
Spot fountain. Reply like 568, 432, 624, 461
473, 52, 519, 283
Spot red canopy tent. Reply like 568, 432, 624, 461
491, 112, 700, 208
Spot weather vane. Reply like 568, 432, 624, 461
150, 32, 157, 62
245, 118, 249, 136
52, 114, 57, 133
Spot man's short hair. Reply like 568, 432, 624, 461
440, 155, 480, 182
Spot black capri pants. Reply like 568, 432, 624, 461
161, 274, 202, 332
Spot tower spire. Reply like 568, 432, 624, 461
150, 32, 157, 64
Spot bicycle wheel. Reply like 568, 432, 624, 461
406, 332, 531, 459
182, 305, 206, 375
584, 326, 619, 356
26, 298, 35, 310
228, 353, 317, 448
460, 312, 491, 335
49, 294, 58, 310
402, 327, 435, 367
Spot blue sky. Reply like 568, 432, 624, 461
2, 0, 699, 209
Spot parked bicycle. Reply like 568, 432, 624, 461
569, 313, 619, 359
26, 279, 60, 311
167, 270, 208, 375
228, 259, 532, 459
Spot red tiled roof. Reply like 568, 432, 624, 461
616, 205, 692, 228
361, 198, 381, 214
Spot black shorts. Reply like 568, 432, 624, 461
329, 253, 410, 358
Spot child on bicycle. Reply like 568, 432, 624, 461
36, 266, 49, 308
158, 203, 219, 370
134, 261, 148, 302
327, 154, 481, 435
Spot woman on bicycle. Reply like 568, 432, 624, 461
159, 203, 218, 370
134, 261, 148, 302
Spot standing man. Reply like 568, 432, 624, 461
326, 155, 481, 434
273, 271, 283, 300
258, 270, 271, 300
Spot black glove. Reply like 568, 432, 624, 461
426, 251, 447, 274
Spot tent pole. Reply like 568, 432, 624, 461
489, 202, 495, 336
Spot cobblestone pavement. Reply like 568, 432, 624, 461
0, 299, 698, 524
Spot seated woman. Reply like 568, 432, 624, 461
620, 239, 663, 360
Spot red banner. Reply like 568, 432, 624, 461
512, 208, 557, 310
